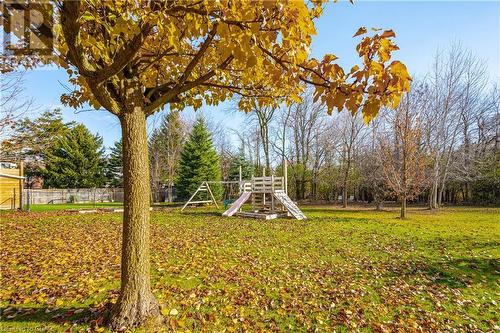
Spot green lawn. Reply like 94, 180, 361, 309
22, 202, 179, 212
25, 202, 124, 212
1, 206, 498, 332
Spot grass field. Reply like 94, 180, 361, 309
0, 206, 498, 332
25, 202, 124, 212
21, 202, 177, 212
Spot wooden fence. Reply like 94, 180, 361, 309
24, 188, 124, 205
23, 188, 176, 206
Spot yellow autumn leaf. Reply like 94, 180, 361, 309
246, 55, 258, 68
362, 99, 381, 123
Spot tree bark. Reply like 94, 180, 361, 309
429, 178, 438, 210
295, 177, 301, 200
109, 108, 161, 331
438, 182, 445, 206
342, 161, 349, 208
401, 194, 407, 219
167, 179, 173, 203
342, 184, 348, 208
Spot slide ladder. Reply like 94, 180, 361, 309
222, 192, 251, 217
273, 192, 307, 220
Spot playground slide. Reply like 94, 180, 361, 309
273, 192, 307, 220
222, 192, 251, 217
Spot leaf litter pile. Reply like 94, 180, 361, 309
1, 207, 498, 332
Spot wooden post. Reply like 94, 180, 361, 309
12, 188, 16, 210
262, 168, 266, 208
27, 188, 31, 212
239, 165, 242, 195
19, 161, 23, 210
271, 175, 275, 211
251, 177, 255, 212
205, 182, 219, 209
284, 158, 288, 196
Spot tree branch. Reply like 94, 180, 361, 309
178, 23, 218, 86
60, 0, 96, 77
61, 1, 150, 84
145, 55, 234, 115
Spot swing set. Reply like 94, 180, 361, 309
180, 166, 245, 212
181, 162, 307, 220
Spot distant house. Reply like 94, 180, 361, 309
0, 161, 25, 210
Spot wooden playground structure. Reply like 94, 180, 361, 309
223, 175, 306, 220
181, 181, 220, 211
182, 163, 306, 220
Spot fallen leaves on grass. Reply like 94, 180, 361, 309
0, 209, 498, 332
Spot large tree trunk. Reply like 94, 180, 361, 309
109, 108, 161, 331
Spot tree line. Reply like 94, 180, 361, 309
0, 108, 245, 203
145, 44, 499, 217
1, 46, 498, 216
1, 109, 109, 188
234, 45, 499, 215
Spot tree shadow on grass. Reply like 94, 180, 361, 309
0, 305, 108, 329
412, 258, 499, 289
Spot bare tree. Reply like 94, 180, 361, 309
148, 111, 187, 202
251, 105, 276, 173
337, 111, 367, 207
310, 122, 336, 200
448, 62, 494, 201
424, 45, 480, 208
286, 91, 326, 200
0, 71, 34, 140
378, 91, 427, 218
359, 117, 387, 210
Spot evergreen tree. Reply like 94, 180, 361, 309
228, 148, 253, 181
43, 124, 106, 188
106, 140, 123, 187
1, 109, 74, 177
177, 118, 221, 200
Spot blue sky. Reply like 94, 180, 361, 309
17, 1, 500, 150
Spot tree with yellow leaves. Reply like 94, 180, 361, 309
2, 0, 410, 329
